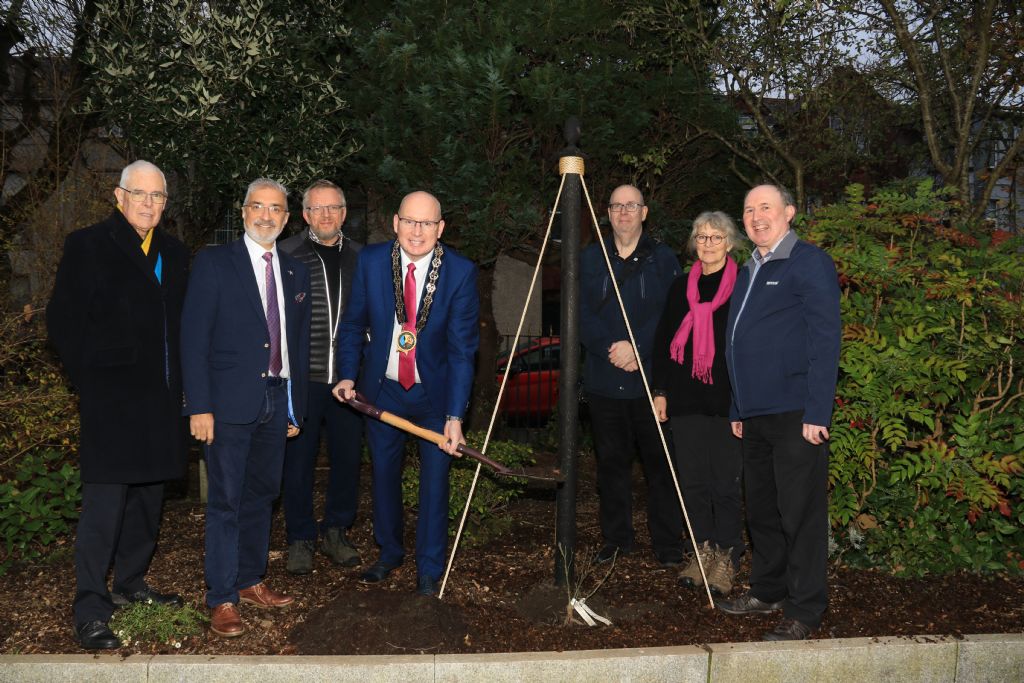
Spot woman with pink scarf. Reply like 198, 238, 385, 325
652, 211, 744, 596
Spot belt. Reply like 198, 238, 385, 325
267, 376, 287, 387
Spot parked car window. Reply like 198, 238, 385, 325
540, 345, 559, 370
519, 348, 545, 372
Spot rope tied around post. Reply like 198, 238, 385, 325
559, 156, 585, 176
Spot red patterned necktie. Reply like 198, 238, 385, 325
398, 263, 416, 390
263, 252, 282, 376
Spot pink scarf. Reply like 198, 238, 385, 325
669, 257, 737, 384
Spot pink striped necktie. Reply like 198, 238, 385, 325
263, 252, 282, 376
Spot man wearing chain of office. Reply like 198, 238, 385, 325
332, 190, 479, 597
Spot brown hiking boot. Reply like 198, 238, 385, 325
706, 545, 736, 596
678, 541, 713, 589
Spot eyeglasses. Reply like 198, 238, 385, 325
609, 202, 643, 213
398, 216, 441, 231
695, 234, 725, 245
307, 204, 345, 215
243, 202, 287, 215
119, 187, 168, 205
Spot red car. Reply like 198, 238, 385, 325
496, 337, 560, 423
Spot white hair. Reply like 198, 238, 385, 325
119, 160, 166, 191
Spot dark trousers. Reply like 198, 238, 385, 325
586, 392, 684, 560
742, 410, 829, 627
204, 382, 287, 607
73, 480, 164, 626
364, 379, 450, 579
282, 381, 363, 543
670, 413, 744, 565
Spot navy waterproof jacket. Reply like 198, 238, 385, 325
580, 233, 680, 400
725, 231, 841, 427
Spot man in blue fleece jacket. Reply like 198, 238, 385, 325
580, 184, 684, 568
718, 184, 841, 641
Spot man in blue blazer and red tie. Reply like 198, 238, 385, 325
181, 178, 311, 637
333, 190, 479, 597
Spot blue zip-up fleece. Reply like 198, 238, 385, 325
580, 233, 680, 399
725, 231, 841, 426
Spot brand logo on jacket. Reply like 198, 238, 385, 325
766, 281, 779, 286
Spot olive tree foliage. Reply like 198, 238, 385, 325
622, 0, 865, 210
82, 0, 355, 245
850, 0, 1024, 224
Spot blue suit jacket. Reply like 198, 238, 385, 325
337, 240, 479, 418
181, 238, 311, 425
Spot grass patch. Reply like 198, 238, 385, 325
109, 601, 207, 648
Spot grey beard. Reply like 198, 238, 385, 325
307, 226, 343, 248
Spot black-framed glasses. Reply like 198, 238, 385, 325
119, 187, 168, 205
243, 202, 287, 215
398, 216, 441, 230
695, 234, 725, 245
307, 204, 345, 215
609, 202, 643, 213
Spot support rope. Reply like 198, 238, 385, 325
441, 156, 713, 611
440, 172, 569, 599
578, 180, 715, 608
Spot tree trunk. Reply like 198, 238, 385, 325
469, 263, 498, 432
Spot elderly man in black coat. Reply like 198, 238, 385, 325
47, 160, 189, 650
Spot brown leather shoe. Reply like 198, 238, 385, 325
238, 582, 294, 609
210, 603, 244, 638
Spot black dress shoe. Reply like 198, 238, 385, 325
76, 621, 121, 650
716, 592, 785, 615
416, 575, 439, 597
116, 586, 184, 607
763, 617, 814, 641
359, 560, 401, 584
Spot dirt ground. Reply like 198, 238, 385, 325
1, 453, 1022, 656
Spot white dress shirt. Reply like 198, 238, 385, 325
385, 249, 432, 383
243, 233, 291, 379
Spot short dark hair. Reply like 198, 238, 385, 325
746, 183, 795, 209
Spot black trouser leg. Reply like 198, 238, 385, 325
706, 415, 744, 564
74, 482, 127, 626
630, 398, 683, 559
111, 482, 164, 595
586, 393, 636, 551
671, 414, 713, 548
743, 411, 829, 627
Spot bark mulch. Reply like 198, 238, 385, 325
1, 457, 1021, 656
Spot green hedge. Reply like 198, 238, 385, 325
810, 180, 1024, 576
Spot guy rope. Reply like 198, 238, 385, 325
441, 148, 715, 610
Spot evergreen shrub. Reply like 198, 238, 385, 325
0, 309, 80, 574
809, 180, 1023, 576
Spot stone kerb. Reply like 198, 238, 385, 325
1, 634, 1022, 682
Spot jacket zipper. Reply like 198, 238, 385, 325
313, 248, 343, 384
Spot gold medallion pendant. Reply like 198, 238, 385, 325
398, 329, 417, 353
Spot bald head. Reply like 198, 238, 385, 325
394, 190, 445, 259
608, 184, 648, 238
